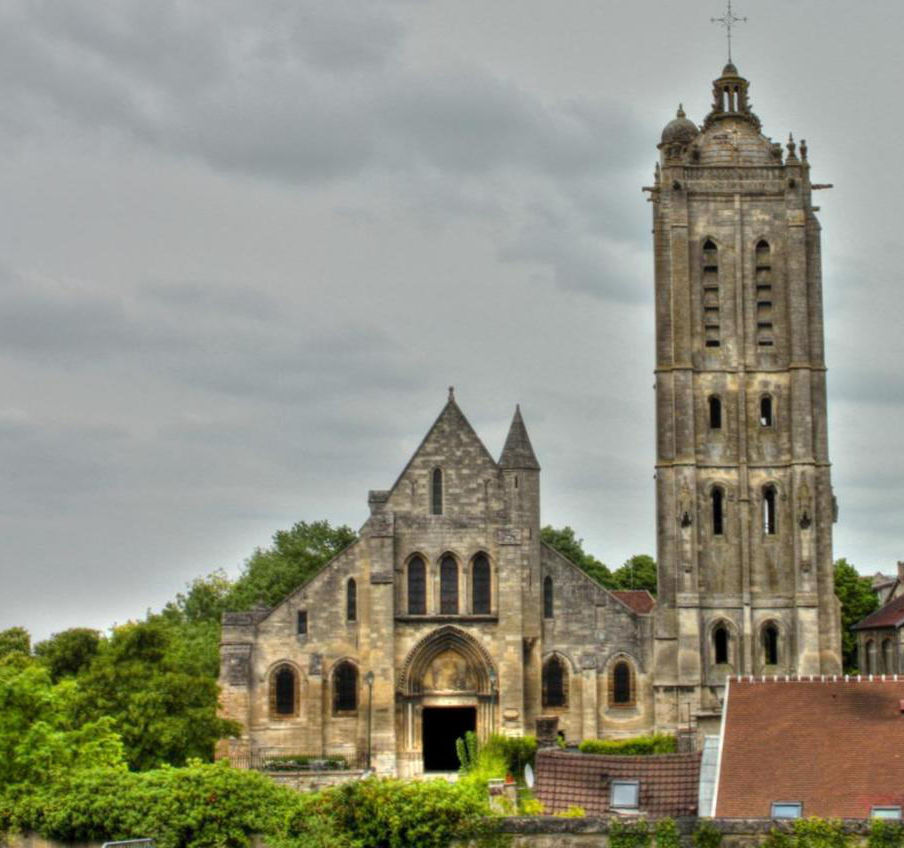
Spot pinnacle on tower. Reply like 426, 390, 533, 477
498, 405, 540, 470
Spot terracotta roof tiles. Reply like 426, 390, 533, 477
611, 590, 656, 615
853, 593, 904, 630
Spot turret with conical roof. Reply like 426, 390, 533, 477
499, 405, 541, 471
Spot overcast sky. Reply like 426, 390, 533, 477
2, 0, 903, 642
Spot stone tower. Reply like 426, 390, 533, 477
649, 64, 842, 732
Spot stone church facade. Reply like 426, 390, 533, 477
218, 63, 842, 775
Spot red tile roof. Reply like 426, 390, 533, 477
715, 677, 904, 818
853, 592, 904, 630
534, 749, 701, 817
611, 590, 656, 615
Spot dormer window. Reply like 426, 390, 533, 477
771, 802, 802, 820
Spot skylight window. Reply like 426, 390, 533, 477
771, 802, 802, 819
871, 807, 902, 820
611, 780, 640, 810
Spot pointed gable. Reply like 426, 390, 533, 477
498, 405, 540, 470
384, 389, 499, 515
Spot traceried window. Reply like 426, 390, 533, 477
346, 578, 357, 622
755, 240, 775, 347
333, 661, 358, 713
542, 655, 567, 708
763, 485, 777, 535
709, 395, 722, 429
702, 239, 721, 348
611, 660, 634, 706
472, 554, 491, 614
407, 556, 426, 615
543, 576, 554, 619
712, 487, 725, 536
431, 468, 443, 515
440, 555, 459, 615
271, 665, 297, 717
714, 624, 729, 665
763, 623, 779, 665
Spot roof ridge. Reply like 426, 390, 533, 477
732, 673, 904, 683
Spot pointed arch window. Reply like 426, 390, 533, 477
714, 623, 729, 665
709, 396, 722, 430
346, 578, 357, 622
712, 487, 725, 536
611, 660, 635, 706
440, 555, 459, 615
270, 665, 297, 717
755, 240, 775, 347
763, 485, 777, 535
760, 395, 774, 427
542, 655, 567, 708
431, 468, 443, 515
333, 661, 358, 713
543, 576, 554, 619
763, 623, 779, 666
702, 239, 721, 348
472, 553, 491, 615
407, 556, 426, 615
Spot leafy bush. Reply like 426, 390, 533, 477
578, 733, 677, 756
870, 819, 904, 848
763, 819, 850, 848
456, 730, 480, 773
520, 797, 544, 815
481, 735, 538, 780
693, 819, 723, 848
655, 818, 681, 848
611, 817, 651, 848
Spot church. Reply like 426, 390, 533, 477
218, 62, 843, 776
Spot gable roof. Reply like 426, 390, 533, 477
534, 749, 701, 817
498, 405, 540, 470
714, 676, 904, 818
611, 590, 656, 615
853, 592, 904, 630
386, 390, 498, 497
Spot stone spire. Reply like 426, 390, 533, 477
498, 405, 540, 470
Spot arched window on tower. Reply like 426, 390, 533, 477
270, 665, 297, 718
440, 555, 459, 614
709, 396, 722, 430
543, 576, 554, 619
763, 485, 777, 535
431, 468, 443, 515
611, 660, 635, 706
472, 553, 491, 614
712, 487, 725, 536
407, 556, 426, 615
346, 578, 357, 622
755, 241, 774, 347
542, 656, 567, 708
763, 623, 779, 666
713, 624, 729, 665
333, 661, 358, 713
702, 240, 721, 348
760, 395, 774, 427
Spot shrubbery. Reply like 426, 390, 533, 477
578, 733, 677, 756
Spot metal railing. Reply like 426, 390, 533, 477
225, 750, 367, 772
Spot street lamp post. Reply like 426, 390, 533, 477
364, 670, 375, 771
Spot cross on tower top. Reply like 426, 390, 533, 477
711, 0, 747, 63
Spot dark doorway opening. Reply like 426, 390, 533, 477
422, 707, 476, 771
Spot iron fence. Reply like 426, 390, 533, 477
224, 749, 367, 772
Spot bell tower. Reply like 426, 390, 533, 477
649, 64, 842, 731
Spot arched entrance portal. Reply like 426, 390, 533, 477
397, 626, 497, 775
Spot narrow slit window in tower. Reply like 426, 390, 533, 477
760, 396, 774, 427
408, 556, 426, 615
431, 468, 443, 515
543, 576, 554, 619
763, 485, 777, 535
472, 554, 491, 614
440, 555, 459, 614
712, 488, 724, 536
346, 578, 357, 622
714, 625, 729, 665
709, 396, 722, 429
763, 624, 779, 665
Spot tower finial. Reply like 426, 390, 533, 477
711, 0, 747, 63
448, 385, 455, 402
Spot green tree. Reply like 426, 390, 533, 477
834, 558, 879, 672
0, 626, 31, 658
225, 520, 357, 611
611, 554, 658, 595
34, 628, 101, 682
540, 525, 614, 587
